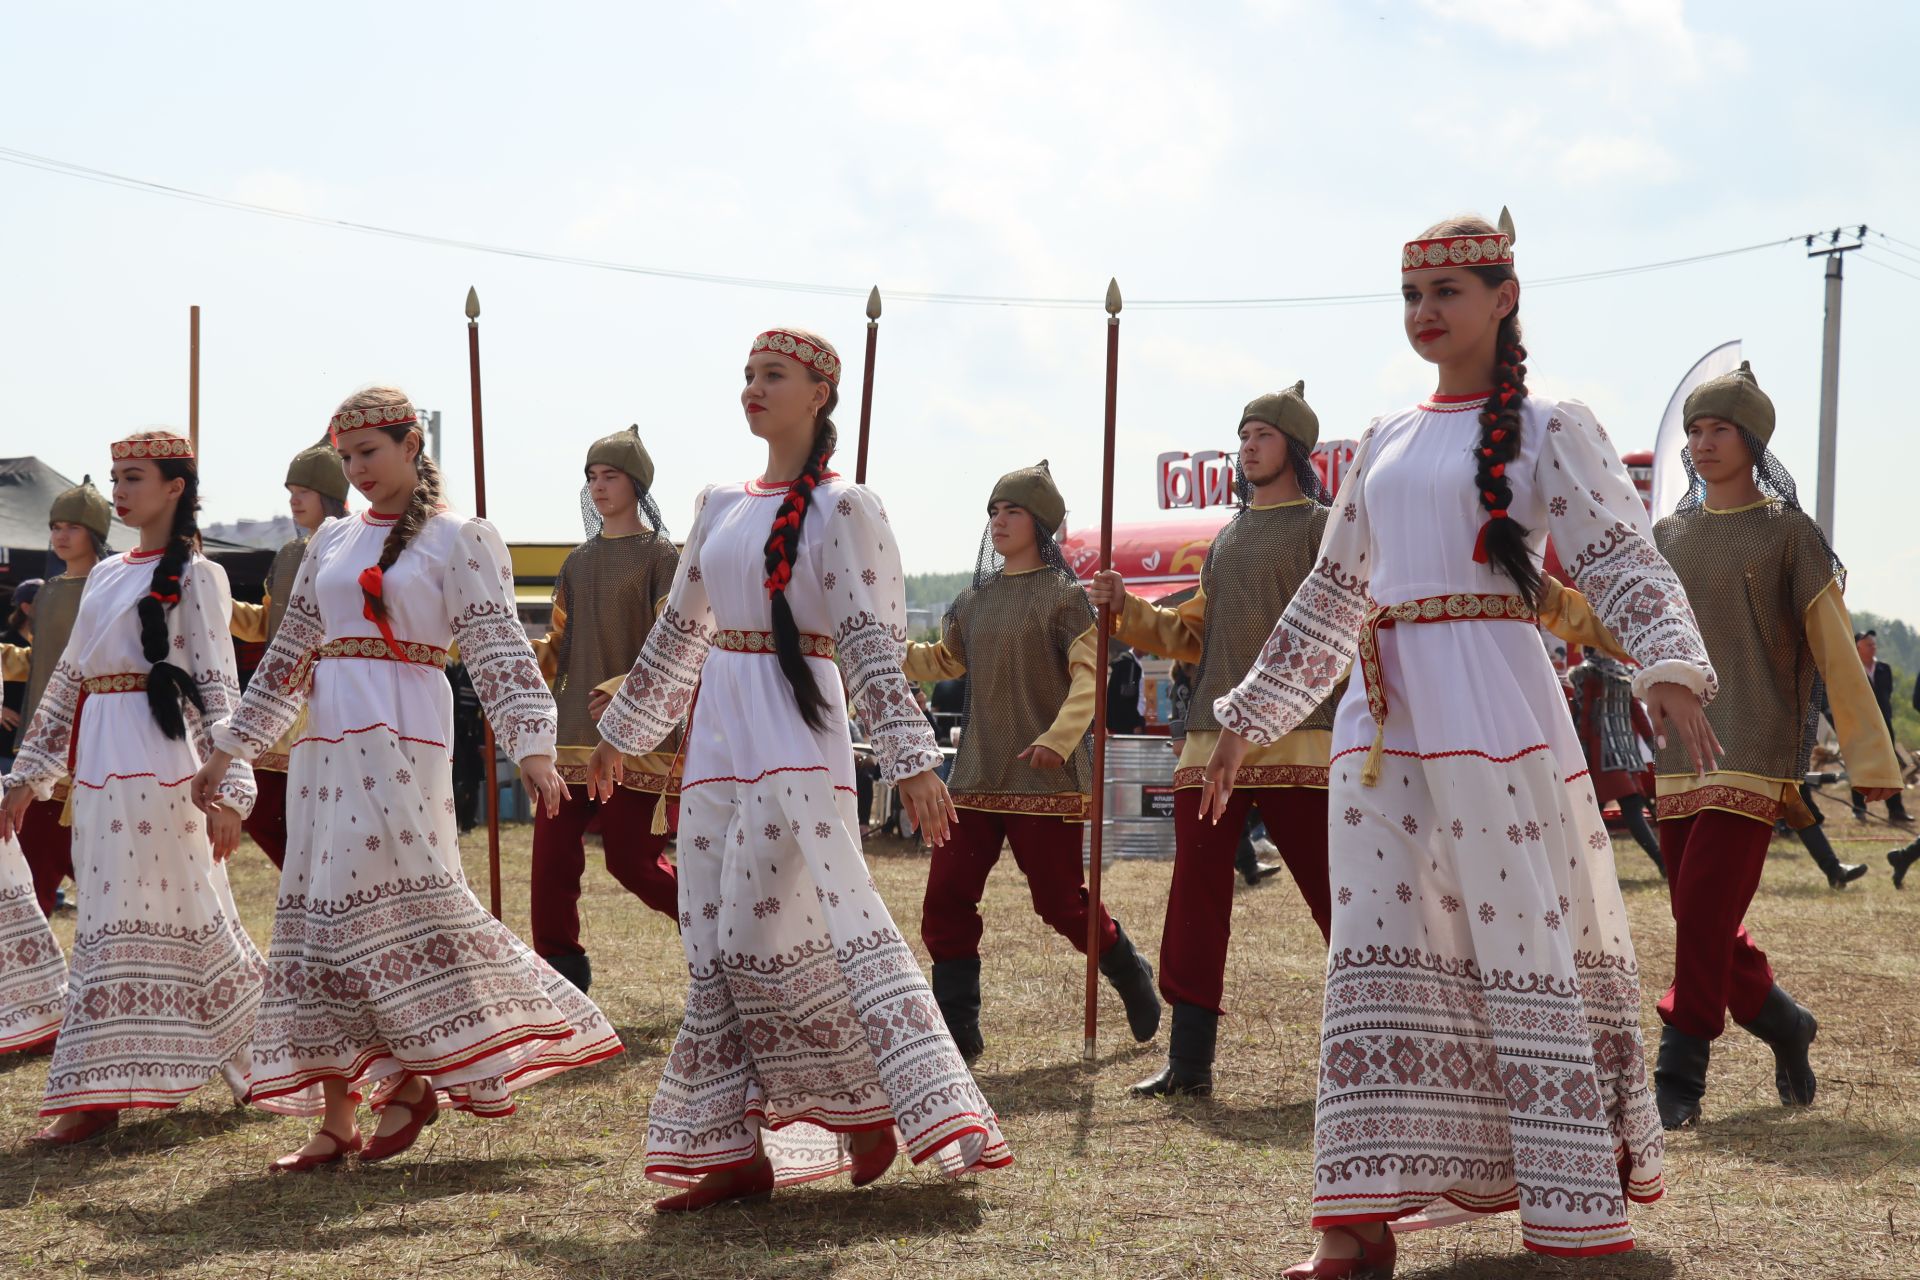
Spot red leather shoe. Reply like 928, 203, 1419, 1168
270, 1124, 363, 1172
360, 1084, 439, 1164
654, 1157, 775, 1213
849, 1129, 898, 1187
27, 1110, 119, 1147
1281, 1225, 1397, 1279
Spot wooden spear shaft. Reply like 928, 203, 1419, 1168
466, 286, 504, 921
1085, 278, 1122, 1063
189, 306, 201, 457
855, 287, 881, 484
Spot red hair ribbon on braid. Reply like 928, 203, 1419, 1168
148, 572, 183, 606
1470, 512, 1509, 565
357, 566, 402, 650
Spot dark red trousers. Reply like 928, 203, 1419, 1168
1656, 809, 1774, 1040
1164, 786, 1331, 1015
921, 809, 1118, 963
530, 784, 679, 958
242, 769, 288, 870
19, 796, 73, 916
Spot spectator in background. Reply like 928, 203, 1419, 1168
1106, 644, 1144, 734
0, 580, 38, 764
1853, 630, 1910, 824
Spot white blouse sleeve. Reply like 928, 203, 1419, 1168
1537, 400, 1717, 703
598, 486, 718, 755
181, 558, 256, 816
823, 485, 942, 783
212, 527, 328, 762
448, 517, 558, 763
1214, 424, 1379, 746
3, 659, 80, 802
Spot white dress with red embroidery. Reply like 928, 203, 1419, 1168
210, 509, 621, 1117
2, 550, 264, 1113
0, 671, 64, 1054
1216, 395, 1714, 1258
599, 476, 1012, 1187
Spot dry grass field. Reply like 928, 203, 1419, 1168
2, 794, 1917, 1279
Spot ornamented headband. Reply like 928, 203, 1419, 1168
111, 431, 194, 462
751, 330, 841, 384
1402, 206, 1517, 273
328, 403, 419, 446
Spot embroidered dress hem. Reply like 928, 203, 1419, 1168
0, 839, 64, 1055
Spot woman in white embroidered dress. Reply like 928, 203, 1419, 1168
1204, 216, 1721, 1275
1, 429, 264, 1145
0, 666, 65, 1058
192, 388, 620, 1171
589, 328, 1011, 1212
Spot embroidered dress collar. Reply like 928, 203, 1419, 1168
125, 546, 165, 564
1418, 390, 1493, 414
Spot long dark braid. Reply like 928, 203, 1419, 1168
136, 458, 206, 739
1471, 307, 1540, 604
762, 384, 839, 732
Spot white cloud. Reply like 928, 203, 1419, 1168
1552, 133, 1679, 186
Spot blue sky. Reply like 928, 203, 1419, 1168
3, 1, 1916, 622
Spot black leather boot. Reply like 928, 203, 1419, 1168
1131, 1002, 1215, 1098
1889, 838, 1920, 890
1097, 922, 1162, 1043
1738, 984, 1818, 1106
1798, 823, 1866, 888
546, 951, 593, 995
1653, 1023, 1711, 1130
1236, 837, 1284, 886
931, 959, 985, 1064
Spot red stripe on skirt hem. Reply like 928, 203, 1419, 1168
249, 1023, 576, 1105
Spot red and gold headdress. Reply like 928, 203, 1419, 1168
1402, 207, 1517, 273
110, 430, 194, 462
750, 329, 842, 384
328, 402, 419, 447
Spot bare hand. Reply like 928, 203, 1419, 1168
1018, 744, 1065, 771
0, 707, 18, 731
519, 754, 569, 819
207, 804, 242, 861
897, 769, 959, 849
1198, 730, 1252, 824
1085, 569, 1126, 612
1643, 681, 1721, 778
192, 750, 236, 814
586, 740, 624, 802
587, 689, 613, 719
0, 785, 30, 843
1856, 786, 1900, 803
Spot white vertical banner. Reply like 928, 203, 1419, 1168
1650, 339, 1743, 520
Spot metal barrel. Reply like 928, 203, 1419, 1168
1083, 734, 1179, 861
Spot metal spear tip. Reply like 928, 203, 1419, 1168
866, 286, 882, 321
1105, 278, 1122, 316
465, 287, 481, 321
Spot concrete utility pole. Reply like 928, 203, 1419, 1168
1808, 226, 1864, 543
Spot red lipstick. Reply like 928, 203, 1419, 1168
1417, 328, 1446, 344
746, 403, 767, 414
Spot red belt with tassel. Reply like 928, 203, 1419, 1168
1356, 592, 1536, 787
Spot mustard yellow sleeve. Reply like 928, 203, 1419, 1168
904, 639, 967, 683
1805, 579, 1902, 790
229, 595, 269, 644
533, 591, 568, 685
1033, 622, 1099, 761
1112, 584, 1206, 664
592, 674, 625, 700
1, 642, 28, 683
1538, 578, 1629, 664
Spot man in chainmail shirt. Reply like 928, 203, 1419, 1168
905, 462, 1160, 1064
1090, 384, 1338, 1098
229, 439, 349, 868
1648, 361, 1900, 1130
530, 427, 681, 994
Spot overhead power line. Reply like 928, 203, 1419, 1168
0, 143, 1829, 312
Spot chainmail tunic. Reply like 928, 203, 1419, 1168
19, 574, 83, 734
551, 530, 680, 749
1189, 501, 1339, 734
942, 569, 1094, 799
1652, 502, 1835, 781
264, 536, 308, 644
